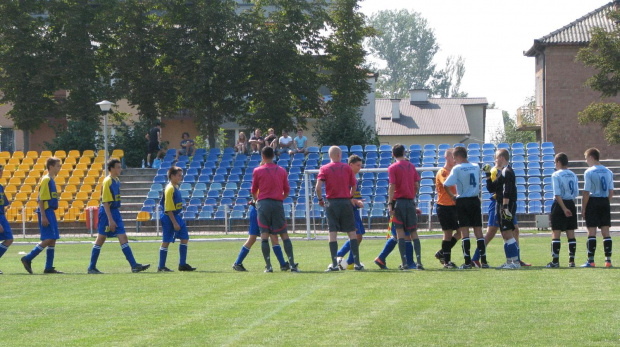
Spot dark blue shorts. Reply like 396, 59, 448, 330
162, 213, 189, 242
488, 200, 518, 227
0, 215, 13, 241
98, 209, 126, 237
248, 206, 260, 236
353, 208, 365, 235
38, 209, 59, 240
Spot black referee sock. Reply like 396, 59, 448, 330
587, 237, 596, 261
551, 239, 561, 263
449, 236, 458, 249
349, 239, 361, 266
283, 239, 295, 266
261, 239, 272, 268
329, 241, 339, 267
603, 237, 612, 259
568, 238, 576, 262
398, 238, 407, 266
442, 240, 451, 263
477, 238, 486, 264
462, 238, 471, 264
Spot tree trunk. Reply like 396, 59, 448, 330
23, 131, 30, 152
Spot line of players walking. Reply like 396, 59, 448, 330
0, 145, 612, 274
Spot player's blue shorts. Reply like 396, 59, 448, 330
162, 213, 189, 242
354, 208, 365, 235
488, 200, 518, 227
248, 206, 260, 236
98, 209, 126, 237
0, 214, 13, 241
37, 209, 60, 240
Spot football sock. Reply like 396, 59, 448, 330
159, 247, 168, 269
24, 244, 44, 261
349, 239, 361, 266
282, 239, 295, 266
329, 241, 338, 267
603, 237, 612, 260
45, 247, 55, 270
0, 242, 9, 259
568, 238, 576, 262
398, 238, 407, 266
272, 244, 286, 267
405, 240, 414, 267
586, 236, 596, 261
476, 238, 486, 264
551, 239, 561, 263
235, 246, 250, 265
120, 242, 137, 267
346, 248, 355, 265
505, 237, 519, 262
89, 244, 101, 270
337, 240, 351, 258
378, 237, 397, 262
261, 239, 272, 268
462, 238, 471, 264
413, 238, 422, 265
179, 243, 188, 266
450, 236, 458, 249
441, 240, 451, 263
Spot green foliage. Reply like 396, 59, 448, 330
194, 135, 208, 151
576, 8, 620, 144
216, 128, 228, 150
313, 106, 377, 147
109, 117, 152, 168
491, 111, 536, 144
44, 120, 101, 153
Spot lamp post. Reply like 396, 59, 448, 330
96, 100, 114, 164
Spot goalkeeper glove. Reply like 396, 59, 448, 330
501, 204, 513, 221
482, 164, 492, 175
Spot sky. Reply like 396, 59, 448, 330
359, 0, 612, 114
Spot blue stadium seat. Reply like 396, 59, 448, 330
366, 152, 378, 160
222, 190, 235, 199
526, 142, 539, 149
150, 183, 163, 192
497, 143, 510, 150
516, 200, 526, 214
517, 185, 526, 193
468, 149, 481, 157
482, 200, 490, 213
528, 192, 542, 200
339, 145, 348, 154
360, 187, 374, 196
527, 169, 541, 177
180, 190, 190, 199
320, 146, 330, 153
544, 200, 553, 213
544, 184, 553, 193
207, 190, 220, 198
204, 198, 218, 206
421, 171, 435, 179
469, 157, 480, 164
544, 192, 554, 200
307, 146, 319, 153
377, 172, 389, 180
542, 155, 555, 163
512, 162, 526, 170
179, 183, 192, 191
379, 152, 392, 159
192, 190, 205, 198
197, 175, 211, 184
467, 143, 481, 150
213, 211, 226, 220
527, 162, 541, 170
376, 180, 388, 188
420, 179, 434, 186
147, 191, 160, 199
183, 175, 196, 184
453, 143, 465, 148
482, 156, 494, 164
512, 142, 524, 150
512, 148, 525, 156
361, 180, 374, 189
350, 145, 363, 152
542, 148, 555, 156
362, 172, 375, 181
422, 157, 435, 165
541, 142, 554, 149
517, 192, 526, 201
542, 162, 555, 170
379, 159, 392, 167
527, 155, 540, 163
364, 145, 377, 152
528, 185, 542, 193
528, 201, 542, 214
512, 155, 525, 163
423, 144, 436, 151
528, 148, 541, 156
153, 175, 167, 184
482, 143, 495, 150
375, 187, 388, 196
516, 177, 526, 185
379, 144, 391, 152
527, 177, 541, 185
543, 177, 552, 185
141, 206, 154, 213
409, 144, 423, 152
482, 149, 495, 156
212, 174, 226, 184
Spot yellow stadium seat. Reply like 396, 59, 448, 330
5, 185, 17, 194
68, 150, 80, 158
97, 150, 107, 157
4, 192, 12, 202
78, 157, 91, 165
13, 171, 26, 179
90, 191, 101, 201
82, 176, 96, 185
136, 211, 151, 222
8, 158, 21, 166
72, 169, 85, 178
11, 200, 23, 211
97, 176, 105, 184
63, 207, 81, 222
82, 150, 95, 158
111, 149, 124, 159
24, 200, 38, 214
55, 184, 63, 192
0, 151, 10, 160
93, 156, 105, 164
32, 163, 45, 171
87, 199, 99, 207
75, 191, 89, 201
71, 200, 85, 209
12, 151, 24, 159
87, 169, 100, 177
64, 157, 77, 166
23, 177, 37, 186
53, 176, 66, 187
67, 176, 81, 185
90, 163, 103, 171
14, 192, 28, 202
36, 158, 47, 165
0, 159, 5, 166
30, 213, 38, 223
59, 192, 74, 201
18, 164, 31, 171
2, 171, 11, 179
5, 208, 19, 221
40, 150, 52, 159
75, 163, 89, 171
0, 178, 6, 186
58, 200, 69, 210
64, 185, 77, 194
54, 150, 67, 160
8, 177, 22, 186
26, 151, 39, 159
79, 184, 93, 193
78, 211, 86, 222
15, 213, 25, 223
57, 169, 70, 178
19, 185, 32, 194
26, 171, 40, 179
61, 163, 74, 171
22, 157, 34, 165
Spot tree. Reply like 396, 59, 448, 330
367, 9, 466, 98
576, 7, 620, 145
313, 106, 376, 148
491, 110, 536, 145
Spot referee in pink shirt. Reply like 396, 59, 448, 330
388, 144, 421, 270
251, 147, 299, 273
316, 146, 364, 271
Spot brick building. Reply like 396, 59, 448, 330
523, 1, 620, 160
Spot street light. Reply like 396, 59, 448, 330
96, 100, 114, 164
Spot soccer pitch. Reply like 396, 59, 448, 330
0, 236, 618, 346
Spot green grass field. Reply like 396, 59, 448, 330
0, 236, 618, 346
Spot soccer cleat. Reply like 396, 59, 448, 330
546, 262, 560, 268
131, 263, 151, 273
416, 263, 425, 270
519, 260, 532, 267
87, 268, 103, 274
21, 257, 33, 274
444, 262, 457, 269
459, 264, 472, 269
374, 257, 388, 270
354, 264, 365, 271
178, 264, 196, 271
498, 262, 519, 269
398, 264, 410, 270
232, 263, 247, 272
325, 264, 339, 272
290, 263, 300, 273
264, 266, 273, 273
435, 250, 445, 265
158, 267, 174, 272
43, 267, 64, 274
280, 262, 291, 271
481, 262, 490, 269
471, 260, 481, 268
580, 261, 595, 268
605, 261, 612, 268
568, 262, 575, 268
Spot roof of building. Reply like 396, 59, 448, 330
375, 98, 488, 136
524, 1, 618, 56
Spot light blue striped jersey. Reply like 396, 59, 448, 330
551, 169, 579, 200
584, 165, 614, 197
444, 162, 480, 198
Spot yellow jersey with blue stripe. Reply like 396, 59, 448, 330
101, 176, 122, 209
38, 175, 58, 211
161, 183, 183, 215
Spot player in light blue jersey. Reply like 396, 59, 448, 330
581, 148, 614, 268
546, 153, 579, 268
443, 147, 484, 269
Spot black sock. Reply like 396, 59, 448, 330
477, 238, 486, 264
413, 238, 421, 264
329, 241, 339, 267
603, 237, 612, 259
398, 238, 407, 266
587, 237, 596, 261
551, 239, 561, 263
261, 239, 271, 268
449, 236, 458, 249
442, 240, 451, 263
283, 239, 295, 265
462, 238, 471, 264
350, 239, 361, 266
568, 238, 576, 262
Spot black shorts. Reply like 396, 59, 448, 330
550, 200, 578, 231
256, 199, 287, 234
392, 199, 417, 231
325, 199, 356, 233
455, 197, 482, 228
496, 201, 517, 232
436, 204, 459, 231
585, 197, 611, 228
148, 141, 160, 154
